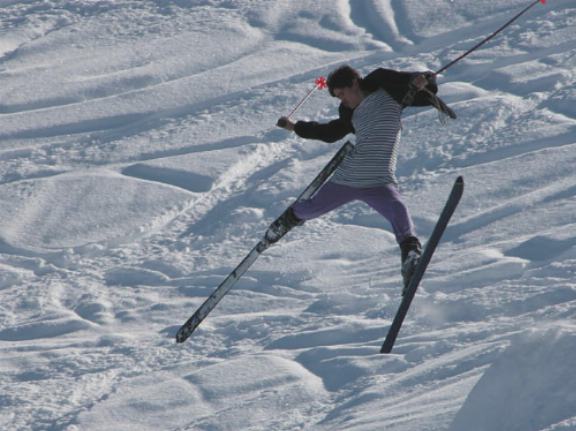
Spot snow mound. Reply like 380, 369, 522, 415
76, 354, 328, 431
0, 172, 190, 250
449, 325, 576, 431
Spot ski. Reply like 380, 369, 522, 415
380, 176, 464, 354
176, 141, 354, 344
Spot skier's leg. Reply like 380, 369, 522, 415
359, 184, 417, 244
360, 185, 421, 289
291, 181, 358, 220
266, 182, 358, 243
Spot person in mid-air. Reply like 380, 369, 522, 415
271, 64, 452, 288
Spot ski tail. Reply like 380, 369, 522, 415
175, 141, 353, 344
381, 176, 464, 354
175, 244, 264, 343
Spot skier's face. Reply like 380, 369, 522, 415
333, 79, 363, 109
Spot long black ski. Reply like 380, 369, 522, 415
176, 141, 354, 344
381, 176, 464, 354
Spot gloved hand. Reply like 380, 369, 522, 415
276, 117, 295, 131
409, 74, 430, 91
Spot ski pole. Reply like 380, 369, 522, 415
285, 76, 327, 120
435, 0, 547, 75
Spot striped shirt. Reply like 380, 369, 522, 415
331, 89, 402, 187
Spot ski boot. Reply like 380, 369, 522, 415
400, 236, 422, 295
265, 207, 303, 244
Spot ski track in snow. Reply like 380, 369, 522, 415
0, 1, 575, 430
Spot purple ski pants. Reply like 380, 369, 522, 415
292, 181, 416, 244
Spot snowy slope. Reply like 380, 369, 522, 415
0, 1, 575, 430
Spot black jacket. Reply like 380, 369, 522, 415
294, 68, 438, 143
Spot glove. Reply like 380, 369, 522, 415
277, 117, 295, 130
409, 74, 429, 91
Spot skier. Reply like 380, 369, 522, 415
270, 65, 447, 288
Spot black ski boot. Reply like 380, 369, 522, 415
400, 236, 422, 294
265, 207, 303, 244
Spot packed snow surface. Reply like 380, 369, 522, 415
0, 1, 575, 430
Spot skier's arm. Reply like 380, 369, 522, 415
277, 105, 354, 143
366, 68, 438, 107
293, 119, 352, 143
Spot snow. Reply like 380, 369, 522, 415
449, 325, 576, 431
0, 0, 575, 430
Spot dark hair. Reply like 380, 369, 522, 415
327, 65, 361, 96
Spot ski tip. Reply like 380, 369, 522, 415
175, 330, 188, 344
455, 176, 464, 191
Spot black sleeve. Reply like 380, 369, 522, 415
364, 68, 438, 107
293, 104, 354, 143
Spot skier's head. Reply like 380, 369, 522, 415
327, 65, 363, 109
327, 65, 361, 96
